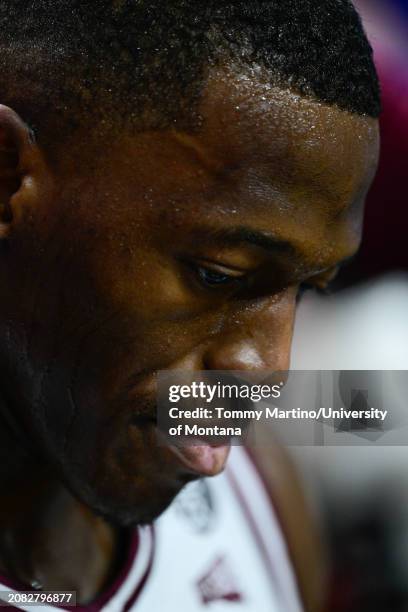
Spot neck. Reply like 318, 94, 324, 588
0, 397, 119, 603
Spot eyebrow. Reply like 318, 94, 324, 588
197, 226, 296, 255
193, 225, 358, 271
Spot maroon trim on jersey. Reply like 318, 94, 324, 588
0, 527, 154, 612
225, 450, 291, 610
244, 446, 288, 532
244, 446, 301, 590
64, 528, 140, 612
122, 527, 155, 611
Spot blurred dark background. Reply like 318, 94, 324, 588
291, 2, 408, 610
339, 0, 408, 286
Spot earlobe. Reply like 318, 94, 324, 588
0, 105, 44, 239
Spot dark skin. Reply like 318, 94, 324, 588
0, 65, 379, 607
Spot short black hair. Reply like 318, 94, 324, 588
0, 0, 381, 144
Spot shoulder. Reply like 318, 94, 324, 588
247, 429, 327, 612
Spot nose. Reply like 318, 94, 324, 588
203, 291, 296, 373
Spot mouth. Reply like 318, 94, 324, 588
164, 439, 231, 477
131, 414, 231, 477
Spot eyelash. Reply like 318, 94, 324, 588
195, 264, 246, 289
187, 259, 334, 298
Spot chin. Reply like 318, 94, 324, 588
94, 492, 181, 528
54, 422, 197, 528
64, 467, 189, 528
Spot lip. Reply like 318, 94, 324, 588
131, 417, 231, 477
166, 441, 231, 477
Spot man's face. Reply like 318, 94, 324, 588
1, 68, 379, 525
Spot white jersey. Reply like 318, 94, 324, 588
0, 447, 303, 612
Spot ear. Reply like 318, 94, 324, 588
0, 105, 49, 239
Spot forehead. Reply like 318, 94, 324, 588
80, 67, 379, 273
144, 68, 379, 265
193, 66, 379, 215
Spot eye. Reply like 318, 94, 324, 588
196, 264, 244, 289
185, 259, 247, 291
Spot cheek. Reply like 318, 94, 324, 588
55, 231, 230, 383
67, 305, 225, 413
22, 272, 227, 456
10, 207, 230, 456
